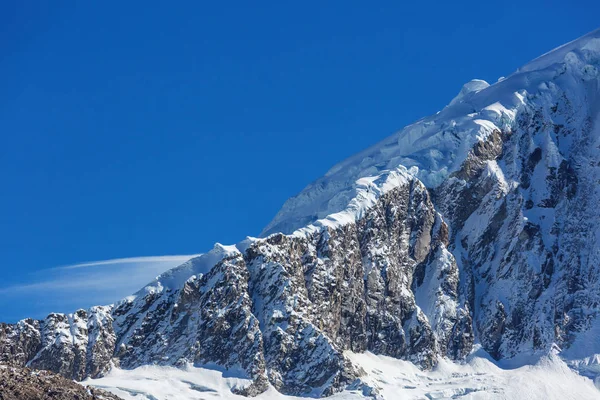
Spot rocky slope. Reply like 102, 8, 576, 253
1, 28, 600, 398
0, 364, 122, 400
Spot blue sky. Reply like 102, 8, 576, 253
0, 1, 597, 322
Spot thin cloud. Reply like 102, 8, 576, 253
56, 255, 200, 270
0, 254, 199, 322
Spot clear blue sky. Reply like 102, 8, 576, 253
0, 1, 597, 322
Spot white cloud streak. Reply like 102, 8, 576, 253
56, 255, 200, 270
0, 254, 200, 322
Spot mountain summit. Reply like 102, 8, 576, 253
2, 28, 600, 399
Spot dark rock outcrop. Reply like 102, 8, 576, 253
0, 364, 122, 400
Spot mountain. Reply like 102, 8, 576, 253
2, 28, 600, 399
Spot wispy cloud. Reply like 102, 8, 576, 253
55, 255, 199, 270
0, 254, 199, 322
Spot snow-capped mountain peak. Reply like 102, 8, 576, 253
2, 28, 600, 400
261, 27, 600, 238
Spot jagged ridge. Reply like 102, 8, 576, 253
0, 174, 472, 396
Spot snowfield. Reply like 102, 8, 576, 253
86, 350, 599, 400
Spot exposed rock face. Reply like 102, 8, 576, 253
2, 28, 600, 398
0, 364, 122, 400
0, 319, 41, 368
241, 179, 470, 394
112, 253, 269, 396
0, 307, 115, 381
436, 75, 600, 360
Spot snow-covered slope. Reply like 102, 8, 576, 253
2, 28, 600, 399
262, 28, 600, 237
85, 351, 599, 400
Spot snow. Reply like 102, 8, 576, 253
83, 364, 256, 400
347, 351, 599, 400
261, 28, 600, 237
449, 79, 491, 106
85, 364, 358, 400
290, 167, 412, 237
129, 243, 238, 297
85, 352, 599, 399
414, 246, 458, 341
516, 28, 600, 74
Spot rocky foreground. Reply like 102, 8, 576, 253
0, 365, 122, 400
